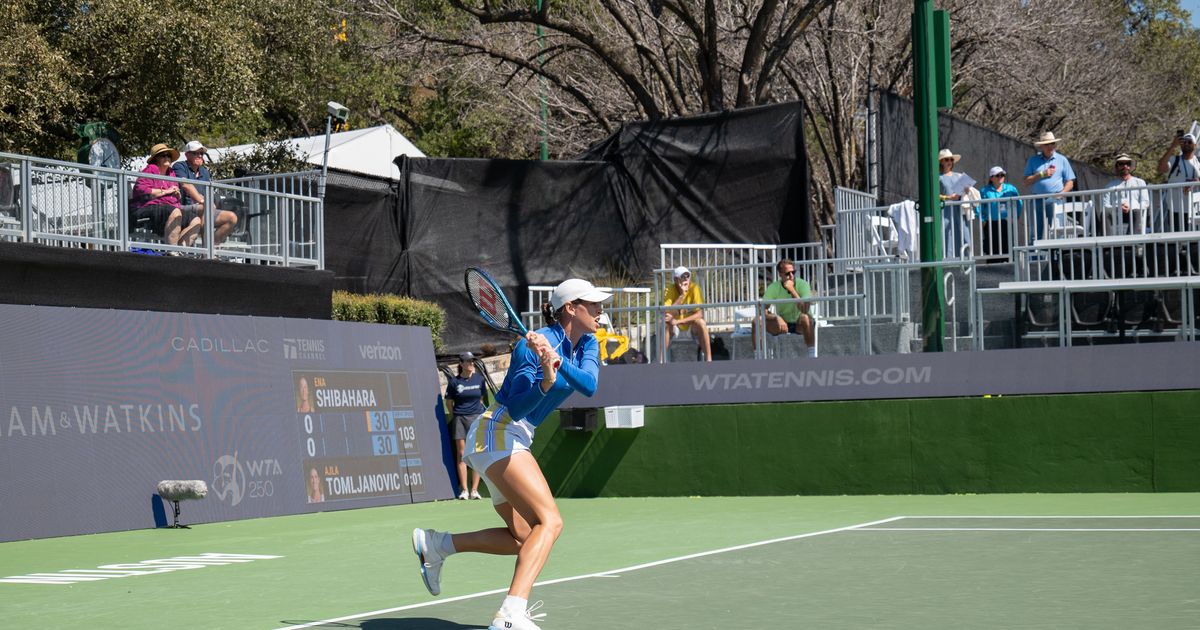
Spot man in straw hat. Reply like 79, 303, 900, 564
1023, 131, 1076, 240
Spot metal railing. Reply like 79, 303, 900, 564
523, 286, 654, 363
0, 151, 323, 268
976, 277, 1198, 348
834, 181, 1200, 266
833, 187, 900, 264
862, 260, 978, 352
1013, 231, 1200, 282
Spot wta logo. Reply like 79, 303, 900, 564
212, 454, 246, 506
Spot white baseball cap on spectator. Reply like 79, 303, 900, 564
673, 266, 690, 279
549, 279, 612, 310
184, 140, 207, 154
988, 166, 1006, 177
1182, 134, 1196, 144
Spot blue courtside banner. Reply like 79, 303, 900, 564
0, 304, 452, 542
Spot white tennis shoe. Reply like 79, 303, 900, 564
489, 601, 546, 630
411, 528, 446, 596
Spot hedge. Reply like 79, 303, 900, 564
331, 291, 446, 352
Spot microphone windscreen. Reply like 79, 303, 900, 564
157, 480, 209, 501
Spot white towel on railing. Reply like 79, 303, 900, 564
888, 200, 919, 261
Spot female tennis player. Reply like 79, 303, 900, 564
412, 278, 611, 630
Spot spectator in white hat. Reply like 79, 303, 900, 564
171, 140, 239, 246
938, 148, 975, 259
1023, 131, 1076, 240
662, 266, 712, 362
977, 166, 1022, 256
1156, 131, 1200, 231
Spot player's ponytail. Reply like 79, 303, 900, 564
541, 301, 557, 326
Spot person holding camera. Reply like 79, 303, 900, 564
1156, 131, 1200, 232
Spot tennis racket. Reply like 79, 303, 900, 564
464, 267, 560, 368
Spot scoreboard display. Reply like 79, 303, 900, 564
294, 370, 426, 503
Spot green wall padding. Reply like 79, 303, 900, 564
532, 391, 1200, 497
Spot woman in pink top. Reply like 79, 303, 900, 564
131, 144, 201, 245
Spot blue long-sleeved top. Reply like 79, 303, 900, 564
977, 183, 1022, 221
495, 324, 600, 427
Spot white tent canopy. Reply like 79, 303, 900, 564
131, 125, 425, 181
208, 125, 424, 181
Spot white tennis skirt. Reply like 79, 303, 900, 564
463, 404, 535, 505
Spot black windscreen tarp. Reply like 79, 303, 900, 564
323, 101, 812, 352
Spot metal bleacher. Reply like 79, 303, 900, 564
519, 180, 1200, 363
0, 150, 323, 268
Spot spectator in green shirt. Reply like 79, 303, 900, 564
756, 259, 816, 358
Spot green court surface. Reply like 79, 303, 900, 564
2, 494, 1198, 629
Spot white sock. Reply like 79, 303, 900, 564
807, 346, 818, 358
437, 531, 457, 557
500, 595, 528, 616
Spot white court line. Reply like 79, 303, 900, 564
896, 515, 1200, 519
853, 527, 1200, 533
273, 515, 904, 630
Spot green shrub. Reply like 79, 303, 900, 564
332, 291, 446, 352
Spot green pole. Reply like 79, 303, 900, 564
536, 0, 549, 160
912, 0, 945, 351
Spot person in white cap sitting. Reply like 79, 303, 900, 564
1156, 131, 1200, 231
411, 278, 611, 630
662, 265, 712, 361
1023, 131, 1076, 241
171, 140, 238, 246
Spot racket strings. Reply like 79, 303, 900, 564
466, 270, 513, 328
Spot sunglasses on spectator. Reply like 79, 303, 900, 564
677, 273, 690, 279
992, 173, 1006, 178
780, 270, 796, 276
1117, 162, 1133, 167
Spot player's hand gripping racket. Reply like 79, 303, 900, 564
464, 267, 560, 368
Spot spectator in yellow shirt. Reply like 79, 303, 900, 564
662, 266, 712, 362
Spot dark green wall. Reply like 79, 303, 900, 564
532, 391, 1200, 497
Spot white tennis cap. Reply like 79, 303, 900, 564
550, 279, 612, 310
988, 166, 1006, 177
673, 266, 690, 279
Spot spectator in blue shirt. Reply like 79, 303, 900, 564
1023, 132, 1076, 241
172, 140, 238, 246
978, 166, 1022, 256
